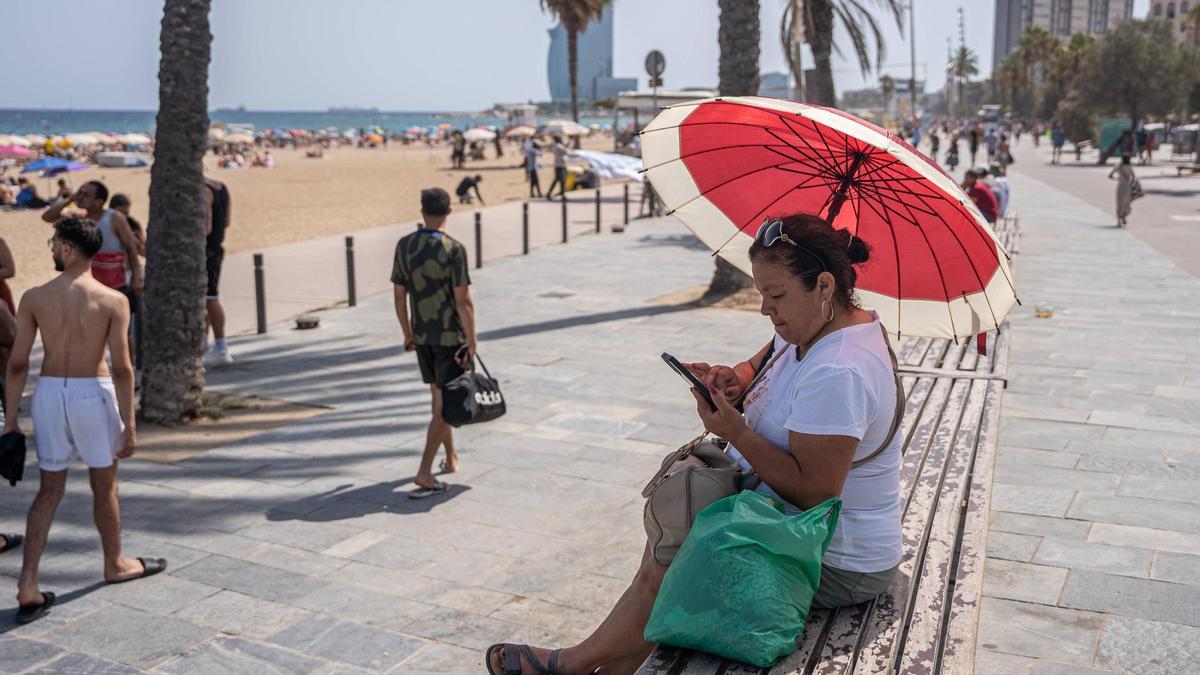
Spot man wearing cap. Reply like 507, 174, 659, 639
391, 188, 478, 498
962, 168, 998, 224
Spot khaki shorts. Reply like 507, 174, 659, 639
811, 563, 899, 609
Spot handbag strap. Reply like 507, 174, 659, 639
455, 345, 491, 379
849, 324, 904, 469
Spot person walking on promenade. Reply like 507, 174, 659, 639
523, 138, 543, 198
203, 177, 234, 366
451, 132, 467, 169
928, 129, 940, 164
41, 181, 143, 303
1109, 155, 1136, 227
968, 124, 981, 166
545, 136, 568, 200
7, 216, 166, 625
1051, 125, 1067, 164
392, 188, 477, 498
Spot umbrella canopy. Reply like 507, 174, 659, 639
539, 120, 588, 137
504, 125, 537, 138
223, 132, 254, 145
641, 96, 1017, 340
24, 135, 47, 145
364, 133, 383, 143
0, 135, 31, 147
207, 127, 226, 142
463, 128, 496, 142
116, 133, 152, 145
65, 133, 101, 146
0, 146, 34, 160
22, 157, 80, 173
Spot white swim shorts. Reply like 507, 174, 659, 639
31, 377, 124, 472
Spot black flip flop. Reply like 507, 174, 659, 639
409, 479, 450, 499
15, 591, 55, 624
0, 533, 22, 553
107, 557, 168, 584
485, 643, 562, 675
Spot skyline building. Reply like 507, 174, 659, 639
547, 5, 637, 105
993, 0, 1134, 71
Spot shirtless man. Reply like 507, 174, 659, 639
6, 216, 165, 625
41, 180, 143, 300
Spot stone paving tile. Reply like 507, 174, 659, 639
993, 464, 1119, 492
990, 483, 1077, 518
156, 636, 325, 674
1031, 540, 1152, 578
1150, 551, 1200, 586
1068, 493, 1200, 534
1029, 662, 1119, 674
172, 554, 328, 604
1116, 474, 1200, 504
23, 651, 144, 673
1059, 570, 1200, 626
974, 649, 1037, 674
0, 594, 111, 640
267, 615, 427, 671
1095, 615, 1200, 674
995, 445, 1083, 469
292, 582, 437, 631
0, 634, 65, 672
976, 597, 1105, 664
393, 643, 483, 674
399, 606, 522, 652
1088, 522, 1200, 556
987, 512, 1091, 541
986, 531, 1042, 563
172, 590, 313, 638
42, 604, 214, 669
997, 418, 1104, 452
982, 559, 1068, 605
92, 573, 221, 616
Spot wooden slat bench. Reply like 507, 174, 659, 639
638, 326, 1010, 675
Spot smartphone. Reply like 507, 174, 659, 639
661, 352, 717, 411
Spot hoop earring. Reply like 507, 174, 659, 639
821, 298, 835, 323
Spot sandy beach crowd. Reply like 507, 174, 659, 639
0, 136, 613, 299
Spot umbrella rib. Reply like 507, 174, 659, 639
855, 181, 942, 220
774, 115, 850, 176
706, 171, 835, 259
639, 141, 830, 173
659, 158, 833, 218
763, 125, 844, 178
883, 184, 1007, 331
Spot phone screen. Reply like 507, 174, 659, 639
661, 352, 716, 411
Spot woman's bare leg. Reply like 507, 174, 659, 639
489, 544, 667, 675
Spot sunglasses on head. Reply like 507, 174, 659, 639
756, 218, 827, 273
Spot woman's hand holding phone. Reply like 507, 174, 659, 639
683, 361, 743, 401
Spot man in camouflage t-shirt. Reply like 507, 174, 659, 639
392, 187, 477, 497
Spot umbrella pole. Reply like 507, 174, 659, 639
826, 153, 869, 220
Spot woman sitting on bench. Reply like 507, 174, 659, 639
486, 214, 904, 675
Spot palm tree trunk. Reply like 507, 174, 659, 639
568, 26, 581, 149
807, 0, 837, 106
707, 0, 761, 297
141, 0, 211, 424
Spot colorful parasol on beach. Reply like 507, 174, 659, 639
538, 120, 588, 137
504, 125, 537, 138
463, 128, 496, 142
0, 145, 33, 160
640, 96, 1017, 340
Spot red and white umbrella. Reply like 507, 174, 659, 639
641, 96, 1017, 340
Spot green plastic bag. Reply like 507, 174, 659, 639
643, 491, 841, 667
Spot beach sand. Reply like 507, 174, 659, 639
0, 137, 614, 298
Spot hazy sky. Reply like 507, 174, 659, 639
1, 0, 1151, 111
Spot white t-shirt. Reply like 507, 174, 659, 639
727, 314, 903, 573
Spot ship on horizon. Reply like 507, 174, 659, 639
327, 106, 379, 114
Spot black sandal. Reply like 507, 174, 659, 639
485, 643, 563, 675
107, 557, 168, 584
0, 533, 22, 553
15, 591, 55, 624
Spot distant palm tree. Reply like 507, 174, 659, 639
141, 0, 211, 424
803, 0, 904, 106
540, 0, 610, 125
879, 74, 895, 119
953, 45, 979, 115
707, 0, 760, 297
780, 0, 805, 99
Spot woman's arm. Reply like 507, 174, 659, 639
0, 238, 15, 280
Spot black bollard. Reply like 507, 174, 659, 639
253, 253, 266, 334
623, 184, 629, 225
595, 189, 601, 233
522, 201, 529, 255
474, 212, 482, 269
345, 236, 357, 307
561, 192, 568, 243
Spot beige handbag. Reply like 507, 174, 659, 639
643, 327, 903, 565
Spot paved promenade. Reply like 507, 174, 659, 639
977, 157, 1200, 672
2, 154, 1199, 672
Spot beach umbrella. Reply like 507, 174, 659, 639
462, 128, 496, 142
640, 96, 1017, 340
364, 134, 383, 143
504, 125, 537, 138
538, 120, 588, 137
65, 133, 101, 146
224, 132, 254, 144
24, 134, 46, 145
0, 135, 31, 147
45, 162, 89, 176
117, 133, 152, 145
0, 146, 33, 160
207, 127, 226, 142
21, 157, 78, 173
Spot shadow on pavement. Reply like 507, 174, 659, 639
265, 478, 471, 521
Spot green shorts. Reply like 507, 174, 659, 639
415, 344, 465, 388
811, 563, 899, 609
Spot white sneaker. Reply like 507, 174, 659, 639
203, 347, 234, 367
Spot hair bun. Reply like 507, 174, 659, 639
846, 234, 871, 264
